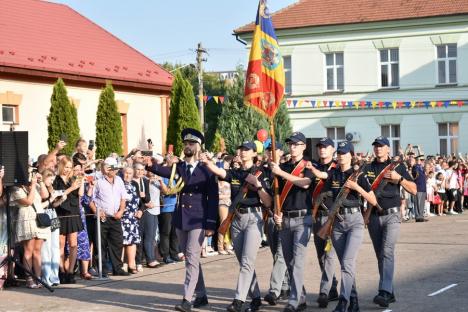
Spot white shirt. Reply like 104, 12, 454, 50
185, 161, 199, 175
147, 180, 161, 216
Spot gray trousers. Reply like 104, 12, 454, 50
414, 192, 426, 219
176, 228, 206, 301
313, 214, 338, 295
230, 210, 263, 301
367, 212, 401, 294
265, 217, 289, 296
332, 212, 364, 302
280, 214, 313, 308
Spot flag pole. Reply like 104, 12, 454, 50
269, 118, 282, 230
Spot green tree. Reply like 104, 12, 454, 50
272, 100, 293, 143
95, 83, 122, 159
166, 72, 201, 155
47, 78, 80, 155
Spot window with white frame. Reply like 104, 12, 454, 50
325, 52, 344, 91
326, 127, 345, 148
283, 55, 292, 94
2, 105, 15, 124
437, 44, 457, 85
381, 124, 400, 156
380, 49, 399, 88
438, 122, 458, 156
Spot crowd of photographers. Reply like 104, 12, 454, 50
0, 138, 467, 290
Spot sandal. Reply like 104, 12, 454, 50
147, 261, 161, 268
80, 272, 93, 280
129, 267, 138, 274
26, 278, 38, 289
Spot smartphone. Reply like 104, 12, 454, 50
85, 175, 94, 183
141, 151, 153, 157
147, 138, 153, 145
88, 139, 95, 151
168, 144, 173, 154
53, 190, 65, 197
60, 133, 68, 143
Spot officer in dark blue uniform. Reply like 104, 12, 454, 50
321, 141, 377, 312
364, 137, 416, 308
146, 128, 218, 312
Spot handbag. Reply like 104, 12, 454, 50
32, 203, 51, 228
432, 194, 442, 205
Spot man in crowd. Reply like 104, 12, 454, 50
89, 157, 129, 276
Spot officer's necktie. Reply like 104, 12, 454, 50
186, 164, 192, 181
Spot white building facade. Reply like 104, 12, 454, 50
236, 3, 468, 157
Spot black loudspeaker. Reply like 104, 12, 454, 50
0, 131, 29, 186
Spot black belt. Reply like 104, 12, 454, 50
237, 206, 262, 214
283, 209, 309, 218
339, 207, 361, 215
375, 207, 399, 216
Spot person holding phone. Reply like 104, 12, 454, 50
53, 156, 84, 284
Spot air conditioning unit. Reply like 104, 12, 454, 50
345, 131, 361, 143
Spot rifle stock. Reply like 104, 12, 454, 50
218, 211, 235, 236
317, 217, 333, 240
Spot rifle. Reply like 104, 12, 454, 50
312, 191, 332, 221
363, 160, 402, 224
317, 164, 366, 241
218, 170, 262, 236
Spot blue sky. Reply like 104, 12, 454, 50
52, 0, 297, 71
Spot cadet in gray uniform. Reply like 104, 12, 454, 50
309, 138, 339, 308
264, 141, 290, 306
201, 141, 272, 312
364, 137, 416, 308
320, 141, 377, 312
270, 132, 314, 312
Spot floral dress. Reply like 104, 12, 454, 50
122, 180, 141, 245
77, 190, 91, 261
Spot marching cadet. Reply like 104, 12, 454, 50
145, 128, 219, 312
201, 141, 272, 312
309, 138, 339, 308
263, 141, 290, 306
320, 141, 377, 312
364, 137, 416, 308
270, 132, 314, 312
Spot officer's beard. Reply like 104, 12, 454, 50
183, 147, 195, 158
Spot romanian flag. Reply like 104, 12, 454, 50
244, 0, 285, 120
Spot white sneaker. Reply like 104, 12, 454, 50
428, 213, 436, 217
136, 264, 144, 272
122, 263, 128, 272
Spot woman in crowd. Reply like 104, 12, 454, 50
133, 162, 150, 272
11, 171, 50, 288
145, 170, 163, 267
53, 156, 84, 284
435, 172, 447, 216
121, 166, 141, 274
40, 169, 61, 287
72, 158, 92, 280
217, 155, 234, 255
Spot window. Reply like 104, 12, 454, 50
380, 49, 399, 88
326, 127, 345, 148
381, 124, 400, 156
437, 44, 457, 85
325, 52, 344, 91
2, 105, 15, 124
283, 55, 292, 94
438, 122, 458, 156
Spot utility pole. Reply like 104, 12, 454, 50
196, 42, 207, 132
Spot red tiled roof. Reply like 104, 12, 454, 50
235, 0, 468, 34
0, 0, 172, 89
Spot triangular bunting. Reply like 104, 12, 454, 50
293, 100, 298, 108
213, 96, 219, 104
219, 96, 225, 104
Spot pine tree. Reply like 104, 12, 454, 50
273, 100, 293, 143
47, 78, 80, 155
166, 72, 201, 155
95, 83, 122, 159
